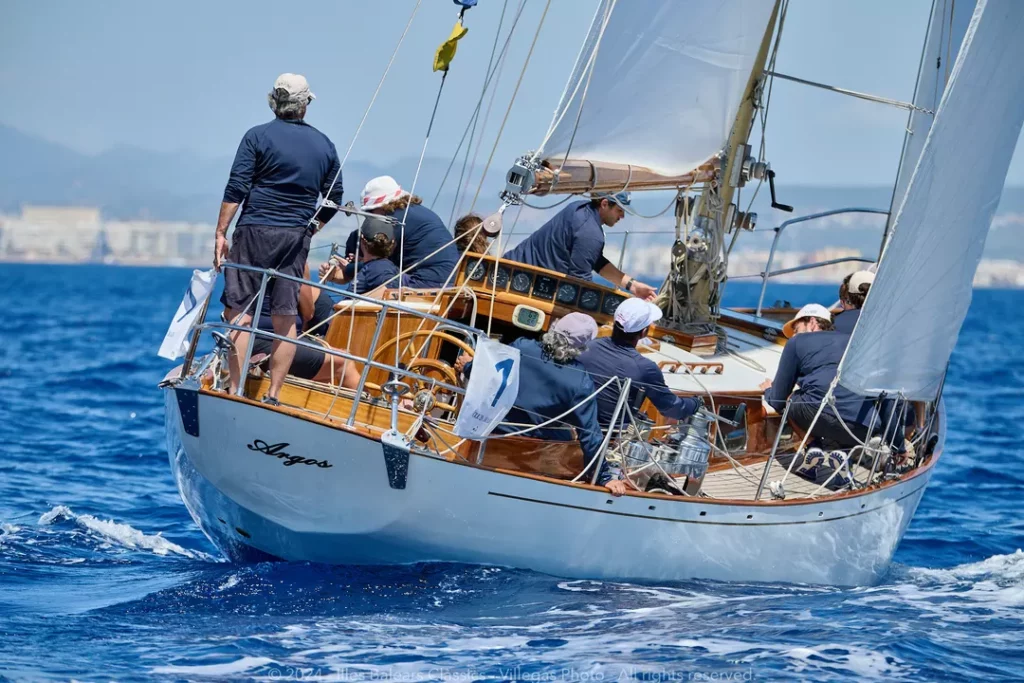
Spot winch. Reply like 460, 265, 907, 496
617, 403, 720, 496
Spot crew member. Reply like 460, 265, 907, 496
215, 73, 343, 405
455, 314, 625, 495
319, 216, 404, 296
360, 176, 459, 288
760, 304, 873, 448
579, 298, 702, 429
502, 192, 657, 301
834, 270, 874, 334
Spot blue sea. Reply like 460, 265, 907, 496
1, 263, 1021, 682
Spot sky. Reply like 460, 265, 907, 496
3, 0, 1024, 188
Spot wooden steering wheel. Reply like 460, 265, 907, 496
370, 330, 474, 414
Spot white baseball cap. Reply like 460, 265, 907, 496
614, 297, 663, 334
361, 176, 410, 211
271, 73, 315, 102
849, 270, 875, 293
783, 303, 832, 338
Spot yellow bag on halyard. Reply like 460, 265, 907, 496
453, 338, 520, 438
158, 269, 217, 360
433, 20, 468, 72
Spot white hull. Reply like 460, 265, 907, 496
165, 388, 938, 586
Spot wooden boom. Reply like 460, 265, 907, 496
529, 157, 719, 196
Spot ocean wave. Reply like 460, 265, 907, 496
37, 505, 218, 562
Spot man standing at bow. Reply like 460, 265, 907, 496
502, 192, 658, 301
215, 73, 343, 405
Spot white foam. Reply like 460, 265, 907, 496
217, 574, 241, 591
152, 656, 273, 676
911, 549, 1024, 584
38, 505, 216, 561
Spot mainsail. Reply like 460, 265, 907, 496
839, 0, 1024, 401
884, 0, 974, 242
536, 0, 776, 181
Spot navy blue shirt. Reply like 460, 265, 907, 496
384, 203, 459, 288
224, 118, 343, 228
503, 201, 610, 280
578, 337, 701, 428
764, 331, 873, 427
352, 258, 401, 294
833, 308, 860, 334
468, 337, 608, 481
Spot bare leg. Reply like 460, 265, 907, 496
312, 353, 362, 389
225, 308, 253, 394
268, 314, 298, 400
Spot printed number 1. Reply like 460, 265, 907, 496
491, 358, 514, 407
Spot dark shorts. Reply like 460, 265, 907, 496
789, 398, 869, 450
252, 337, 325, 380
222, 224, 311, 316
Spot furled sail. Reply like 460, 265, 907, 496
839, 0, 1024, 401
537, 0, 776, 181
885, 0, 974, 238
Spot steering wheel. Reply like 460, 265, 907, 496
370, 330, 474, 413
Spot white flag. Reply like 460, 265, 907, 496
158, 269, 217, 360
453, 338, 521, 438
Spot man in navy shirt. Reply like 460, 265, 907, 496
502, 192, 658, 300
360, 176, 459, 288
216, 73, 343, 404
833, 270, 874, 334
455, 313, 624, 494
579, 298, 702, 431
318, 216, 405, 295
761, 304, 873, 449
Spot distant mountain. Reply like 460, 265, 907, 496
1, 123, 1022, 258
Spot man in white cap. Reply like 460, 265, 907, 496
502, 192, 657, 301
834, 270, 874, 334
215, 73, 343, 404
578, 297, 702, 434
762, 304, 874, 449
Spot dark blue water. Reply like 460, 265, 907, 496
1, 264, 1021, 681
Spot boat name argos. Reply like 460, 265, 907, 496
247, 440, 333, 469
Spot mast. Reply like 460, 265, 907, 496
658, 0, 782, 326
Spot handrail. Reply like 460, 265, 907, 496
203, 321, 467, 398
755, 208, 888, 316
221, 262, 482, 338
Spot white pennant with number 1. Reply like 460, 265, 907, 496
453, 338, 520, 438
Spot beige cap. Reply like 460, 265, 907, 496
271, 73, 315, 102
849, 270, 875, 294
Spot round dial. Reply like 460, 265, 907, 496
511, 272, 532, 293
556, 283, 579, 304
579, 289, 601, 311
466, 261, 487, 281
491, 266, 510, 288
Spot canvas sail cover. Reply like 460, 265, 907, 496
887, 0, 974, 227
840, 0, 1024, 401
539, 0, 776, 177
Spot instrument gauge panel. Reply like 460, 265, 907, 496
511, 271, 533, 294
556, 282, 579, 305
602, 293, 627, 316
532, 275, 558, 301
579, 288, 602, 312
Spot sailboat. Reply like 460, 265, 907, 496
161, 0, 1024, 586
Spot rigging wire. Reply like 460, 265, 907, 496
469, 0, 552, 213
446, 0, 511, 225
335, 0, 421, 182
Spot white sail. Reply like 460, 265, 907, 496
538, 0, 776, 177
886, 0, 975, 232
839, 0, 1024, 401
